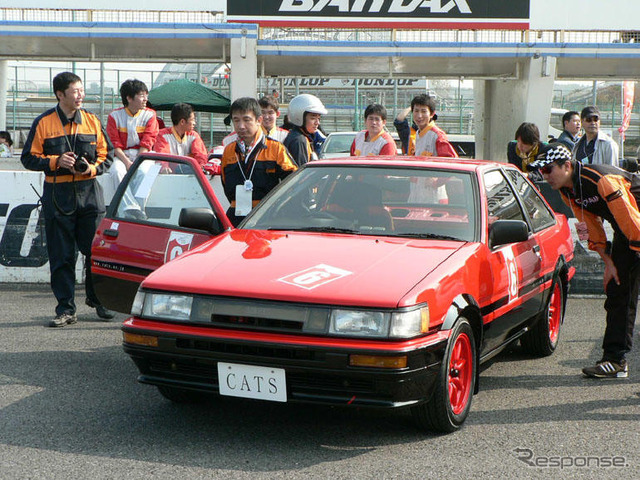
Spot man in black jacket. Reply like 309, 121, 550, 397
21, 71, 114, 327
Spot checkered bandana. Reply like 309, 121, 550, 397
528, 143, 572, 171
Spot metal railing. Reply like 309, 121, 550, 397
0, 8, 224, 23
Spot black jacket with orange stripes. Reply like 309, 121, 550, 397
221, 134, 297, 207
21, 105, 113, 183
560, 162, 640, 252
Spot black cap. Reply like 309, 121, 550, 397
527, 143, 572, 171
581, 105, 600, 120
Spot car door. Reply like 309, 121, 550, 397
481, 168, 543, 353
504, 167, 562, 299
91, 153, 232, 313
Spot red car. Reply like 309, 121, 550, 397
92, 153, 574, 433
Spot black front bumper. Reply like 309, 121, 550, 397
123, 326, 447, 408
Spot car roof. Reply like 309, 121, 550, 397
309, 156, 507, 173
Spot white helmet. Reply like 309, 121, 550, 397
287, 94, 327, 127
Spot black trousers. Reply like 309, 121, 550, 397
42, 180, 105, 316
602, 233, 640, 362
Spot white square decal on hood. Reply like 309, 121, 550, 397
278, 264, 353, 290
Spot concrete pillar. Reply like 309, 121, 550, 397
0, 60, 8, 131
473, 56, 557, 161
230, 34, 257, 100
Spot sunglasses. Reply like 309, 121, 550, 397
584, 115, 600, 123
539, 163, 556, 175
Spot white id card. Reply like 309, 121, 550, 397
575, 221, 589, 241
235, 184, 253, 216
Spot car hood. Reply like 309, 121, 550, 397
142, 230, 465, 308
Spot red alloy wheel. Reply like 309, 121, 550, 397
547, 282, 562, 344
448, 332, 473, 415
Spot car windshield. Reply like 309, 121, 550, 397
322, 134, 356, 154
242, 165, 477, 241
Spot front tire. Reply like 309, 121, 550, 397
412, 318, 476, 433
521, 277, 564, 356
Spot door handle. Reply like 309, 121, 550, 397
532, 244, 542, 260
104, 229, 119, 238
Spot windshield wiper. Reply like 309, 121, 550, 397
286, 226, 359, 234
398, 233, 464, 241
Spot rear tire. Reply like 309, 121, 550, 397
412, 318, 476, 433
521, 277, 564, 357
157, 385, 210, 404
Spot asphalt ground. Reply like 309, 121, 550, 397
0, 286, 639, 480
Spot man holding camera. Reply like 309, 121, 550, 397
21, 71, 115, 327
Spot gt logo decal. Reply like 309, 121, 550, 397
278, 264, 352, 290
164, 231, 194, 263
502, 247, 519, 302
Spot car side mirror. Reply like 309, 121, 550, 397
179, 207, 223, 235
489, 219, 529, 248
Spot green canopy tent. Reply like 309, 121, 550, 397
148, 79, 230, 113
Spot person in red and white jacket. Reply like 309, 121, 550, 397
102, 79, 158, 205
154, 103, 208, 165
259, 95, 289, 142
350, 103, 397, 157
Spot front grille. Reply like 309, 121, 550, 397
211, 314, 303, 331
148, 358, 215, 383
175, 337, 323, 361
288, 373, 376, 394
189, 296, 331, 335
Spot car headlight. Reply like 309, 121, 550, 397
390, 306, 429, 338
330, 309, 390, 337
130, 290, 146, 316
329, 305, 429, 339
133, 291, 193, 321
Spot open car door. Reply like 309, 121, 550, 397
91, 153, 231, 313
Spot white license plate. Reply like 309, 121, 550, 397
217, 362, 287, 402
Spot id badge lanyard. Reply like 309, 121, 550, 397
235, 145, 258, 217
574, 162, 589, 241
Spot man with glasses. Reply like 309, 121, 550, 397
573, 106, 619, 166
529, 143, 638, 378
21, 71, 114, 326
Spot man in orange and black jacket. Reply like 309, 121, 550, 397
21, 71, 114, 327
221, 97, 297, 227
530, 143, 639, 379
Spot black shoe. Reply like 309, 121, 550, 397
582, 359, 628, 378
85, 298, 115, 320
49, 312, 77, 328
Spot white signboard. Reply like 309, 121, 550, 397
530, 0, 640, 31
1, 0, 224, 11
0, 171, 83, 282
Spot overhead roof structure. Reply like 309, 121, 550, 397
2, 19, 640, 79
0, 20, 256, 62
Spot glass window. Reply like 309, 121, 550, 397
114, 159, 214, 227
483, 170, 526, 223
506, 169, 556, 232
243, 165, 477, 242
